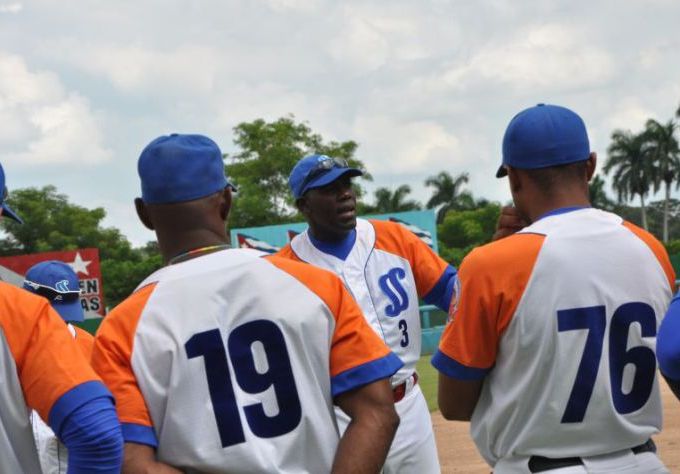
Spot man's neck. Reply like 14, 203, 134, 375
527, 195, 591, 224
159, 229, 229, 264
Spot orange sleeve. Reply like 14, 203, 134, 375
622, 221, 676, 291
433, 234, 544, 378
0, 283, 100, 421
92, 284, 157, 428
264, 255, 401, 388
73, 326, 95, 361
373, 220, 450, 297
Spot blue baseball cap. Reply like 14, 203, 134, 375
0, 163, 23, 223
289, 154, 363, 199
496, 104, 590, 178
138, 133, 236, 204
23, 260, 84, 323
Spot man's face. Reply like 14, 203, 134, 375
298, 174, 357, 242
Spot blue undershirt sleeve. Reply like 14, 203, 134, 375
422, 265, 457, 312
658, 293, 680, 380
49, 382, 123, 473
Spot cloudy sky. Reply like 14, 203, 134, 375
0, 0, 678, 245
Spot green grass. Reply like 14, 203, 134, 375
416, 354, 439, 412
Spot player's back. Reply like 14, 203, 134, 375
470, 208, 674, 463
95, 248, 395, 473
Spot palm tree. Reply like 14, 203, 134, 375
370, 185, 421, 213
603, 130, 654, 230
644, 119, 680, 242
588, 175, 615, 210
425, 171, 470, 223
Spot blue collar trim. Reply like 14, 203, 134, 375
537, 206, 590, 221
308, 229, 356, 261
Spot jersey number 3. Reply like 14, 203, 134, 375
185, 320, 302, 447
557, 302, 656, 423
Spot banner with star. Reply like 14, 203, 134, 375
0, 248, 105, 321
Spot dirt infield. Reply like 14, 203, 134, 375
433, 379, 680, 472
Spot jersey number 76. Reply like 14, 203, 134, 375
557, 302, 656, 423
185, 320, 302, 447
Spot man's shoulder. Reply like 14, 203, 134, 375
274, 242, 302, 261
463, 233, 546, 273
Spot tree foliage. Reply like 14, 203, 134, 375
437, 203, 501, 266
362, 185, 421, 213
425, 171, 473, 223
0, 186, 161, 307
226, 116, 370, 228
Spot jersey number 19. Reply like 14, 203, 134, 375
185, 320, 302, 447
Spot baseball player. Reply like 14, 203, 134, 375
91, 134, 402, 473
658, 294, 680, 400
0, 164, 123, 473
277, 155, 458, 473
23, 259, 95, 474
433, 104, 674, 473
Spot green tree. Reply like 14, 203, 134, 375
424, 171, 472, 223
0, 186, 161, 307
588, 175, 616, 210
364, 185, 421, 213
437, 203, 501, 266
226, 116, 369, 228
603, 130, 654, 230
644, 118, 680, 242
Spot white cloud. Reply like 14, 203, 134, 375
0, 2, 21, 13
436, 23, 616, 93
353, 115, 463, 174
0, 52, 111, 165
63, 44, 221, 96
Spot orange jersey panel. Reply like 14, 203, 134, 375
73, 326, 95, 361
438, 233, 545, 369
265, 255, 393, 377
622, 221, 676, 291
0, 283, 100, 421
372, 219, 449, 297
92, 284, 157, 429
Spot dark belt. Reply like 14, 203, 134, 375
393, 373, 418, 403
527, 439, 656, 473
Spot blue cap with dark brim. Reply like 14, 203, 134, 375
23, 260, 84, 323
496, 104, 590, 178
0, 164, 22, 223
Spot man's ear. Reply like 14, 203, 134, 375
586, 152, 597, 181
219, 187, 232, 222
296, 197, 309, 217
507, 167, 523, 194
134, 198, 155, 230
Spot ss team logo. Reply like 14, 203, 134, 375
378, 267, 409, 317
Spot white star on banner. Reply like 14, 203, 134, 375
69, 252, 91, 276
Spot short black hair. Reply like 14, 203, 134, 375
523, 160, 588, 195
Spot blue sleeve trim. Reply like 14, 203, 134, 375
59, 396, 123, 473
423, 265, 457, 312
48, 380, 113, 437
431, 349, 490, 380
658, 293, 680, 380
122, 423, 158, 448
331, 352, 403, 397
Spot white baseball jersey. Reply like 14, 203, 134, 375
434, 208, 675, 465
92, 248, 401, 473
279, 218, 455, 386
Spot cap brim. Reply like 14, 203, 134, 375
303, 168, 363, 195
2, 203, 23, 223
52, 300, 85, 323
495, 165, 508, 178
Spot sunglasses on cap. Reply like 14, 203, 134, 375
300, 157, 350, 189
23, 280, 82, 303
